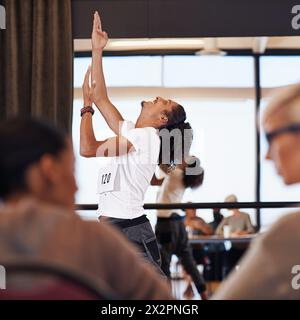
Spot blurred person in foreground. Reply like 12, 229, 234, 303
0, 117, 172, 299
213, 83, 300, 299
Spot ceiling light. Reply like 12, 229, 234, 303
107, 38, 204, 50
195, 38, 227, 56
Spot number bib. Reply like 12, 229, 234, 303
97, 164, 118, 194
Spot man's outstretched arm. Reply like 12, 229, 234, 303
80, 66, 101, 157
91, 11, 124, 135
80, 67, 135, 158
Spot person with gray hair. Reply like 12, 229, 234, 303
215, 194, 254, 237
214, 194, 254, 278
213, 83, 300, 299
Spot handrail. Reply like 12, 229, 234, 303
76, 201, 300, 211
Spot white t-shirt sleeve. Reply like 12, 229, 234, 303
155, 167, 167, 179
121, 120, 160, 158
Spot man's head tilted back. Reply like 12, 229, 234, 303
0, 117, 77, 209
263, 83, 300, 185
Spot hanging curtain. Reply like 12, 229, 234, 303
0, 0, 73, 132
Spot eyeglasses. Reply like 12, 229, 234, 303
265, 124, 300, 145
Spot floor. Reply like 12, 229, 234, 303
170, 257, 221, 300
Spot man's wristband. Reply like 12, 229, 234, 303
80, 106, 94, 117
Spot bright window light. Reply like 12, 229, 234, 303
163, 56, 254, 88
260, 56, 300, 88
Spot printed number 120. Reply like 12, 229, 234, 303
102, 173, 111, 184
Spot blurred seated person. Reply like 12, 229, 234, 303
186, 207, 226, 286
209, 208, 224, 233
215, 195, 255, 278
213, 83, 300, 299
185, 207, 213, 237
184, 207, 213, 298
215, 195, 255, 237
206, 208, 224, 282
0, 117, 172, 300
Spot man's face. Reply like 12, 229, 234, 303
186, 208, 196, 218
264, 116, 300, 185
141, 97, 178, 124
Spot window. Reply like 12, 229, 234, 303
260, 56, 300, 88
74, 56, 162, 88
73, 55, 256, 225
163, 56, 254, 88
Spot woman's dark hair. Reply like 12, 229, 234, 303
0, 117, 67, 199
183, 156, 205, 189
158, 104, 193, 170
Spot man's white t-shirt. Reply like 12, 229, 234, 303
97, 121, 160, 219
156, 167, 185, 218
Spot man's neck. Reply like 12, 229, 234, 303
135, 116, 157, 129
5, 194, 50, 209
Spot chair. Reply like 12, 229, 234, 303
0, 261, 118, 300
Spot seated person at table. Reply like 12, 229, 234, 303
205, 208, 224, 282
185, 206, 213, 265
184, 207, 213, 298
213, 83, 300, 299
209, 208, 224, 233
215, 195, 254, 237
185, 207, 213, 236
0, 117, 172, 300
215, 195, 255, 277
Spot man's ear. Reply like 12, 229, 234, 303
39, 154, 60, 185
160, 113, 168, 126
24, 156, 57, 195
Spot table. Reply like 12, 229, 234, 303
189, 234, 258, 245
188, 234, 259, 280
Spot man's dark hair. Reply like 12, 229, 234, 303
0, 117, 67, 199
183, 157, 205, 189
158, 104, 192, 170
166, 104, 187, 130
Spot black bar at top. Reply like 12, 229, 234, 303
72, 0, 300, 39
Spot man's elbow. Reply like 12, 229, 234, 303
80, 146, 96, 158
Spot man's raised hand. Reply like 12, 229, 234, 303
92, 11, 108, 51
82, 66, 96, 107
